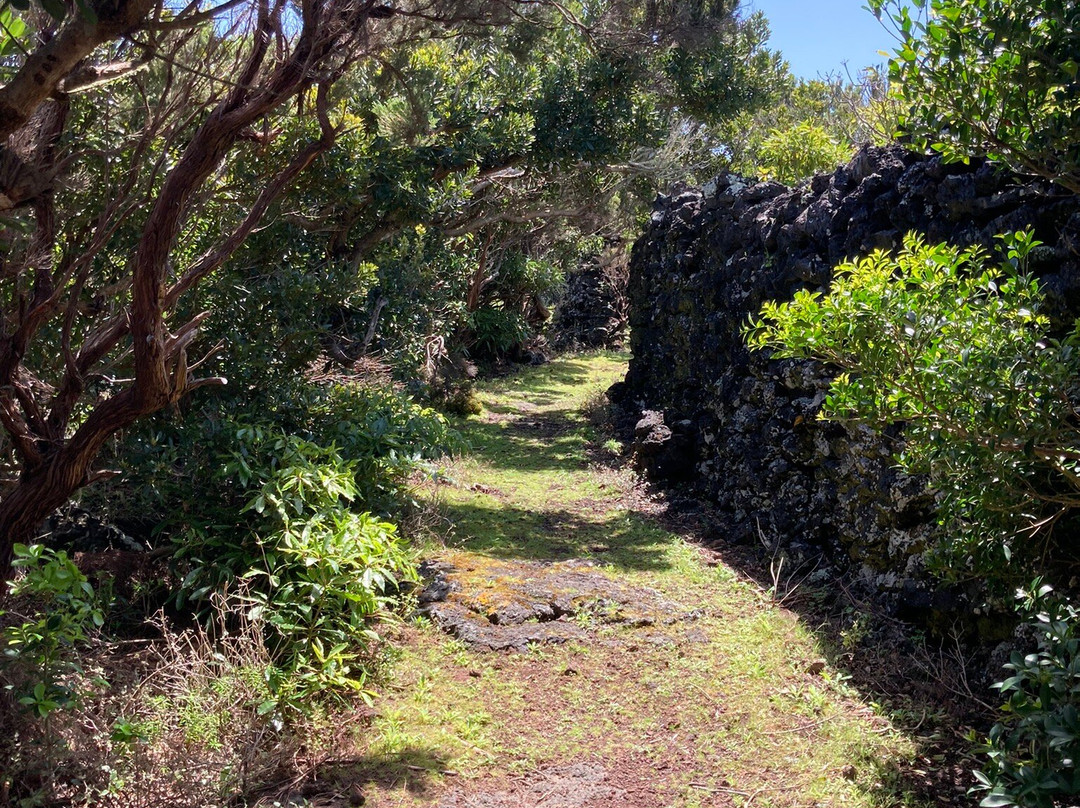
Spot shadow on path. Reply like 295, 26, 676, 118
442, 499, 676, 573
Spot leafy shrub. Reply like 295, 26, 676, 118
755, 121, 853, 184
101, 380, 461, 532
86, 381, 459, 704
1, 545, 108, 800
745, 228, 1080, 804
746, 230, 1080, 590
975, 582, 1080, 807
1, 545, 106, 719
468, 305, 532, 358
303, 382, 464, 512
175, 427, 418, 706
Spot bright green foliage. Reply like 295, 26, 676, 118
755, 121, 854, 184
1, 545, 106, 718
975, 582, 1080, 807
174, 425, 419, 707
870, 0, 1080, 192
0, 9, 27, 57
717, 70, 896, 183
746, 231, 1080, 587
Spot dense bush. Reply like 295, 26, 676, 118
747, 231, 1080, 805
84, 380, 459, 703
174, 426, 417, 706
975, 583, 1080, 807
100, 381, 461, 531
366, 228, 567, 371
747, 230, 1080, 591
716, 71, 897, 184
754, 121, 853, 185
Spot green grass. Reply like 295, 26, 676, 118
355, 351, 930, 807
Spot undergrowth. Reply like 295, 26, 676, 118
1, 375, 460, 805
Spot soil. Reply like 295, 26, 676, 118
335, 355, 979, 808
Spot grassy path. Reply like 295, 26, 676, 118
356, 352, 923, 808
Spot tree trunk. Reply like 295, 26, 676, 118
0, 391, 142, 579
0, 472, 72, 574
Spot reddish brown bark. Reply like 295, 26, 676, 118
0, 0, 378, 578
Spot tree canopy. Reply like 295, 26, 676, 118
871, 0, 1080, 191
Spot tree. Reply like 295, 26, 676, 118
716, 68, 898, 183
871, 0, 1080, 192
0, 0, 783, 577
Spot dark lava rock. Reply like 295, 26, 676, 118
631, 410, 696, 482
621, 144, 1080, 619
551, 251, 629, 351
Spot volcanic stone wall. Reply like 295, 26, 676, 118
616, 145, 1080, 617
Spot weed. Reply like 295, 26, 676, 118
443, 638, 471, 667
1, 545, 109, 800
841, 612, 871, 652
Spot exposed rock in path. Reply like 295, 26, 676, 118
417, 557, 698, 651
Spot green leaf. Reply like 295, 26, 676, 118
256, 699, 278, 716
40, 0, 67, 20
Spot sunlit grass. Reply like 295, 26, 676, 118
355, 351, 927, 807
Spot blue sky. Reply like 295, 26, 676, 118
741, 0, 903, 79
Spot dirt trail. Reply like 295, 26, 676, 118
346, 353, 932, 808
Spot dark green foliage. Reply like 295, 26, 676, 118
975, 583, 1080, 807
105, 382, 461, 534
661, 12, 783, 125
233, 5, 784, 375
173, 426, 418, 705
871, 0, 1080, 192
467, 306, 531, 358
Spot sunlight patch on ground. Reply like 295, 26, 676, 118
355, 352, 925, 807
